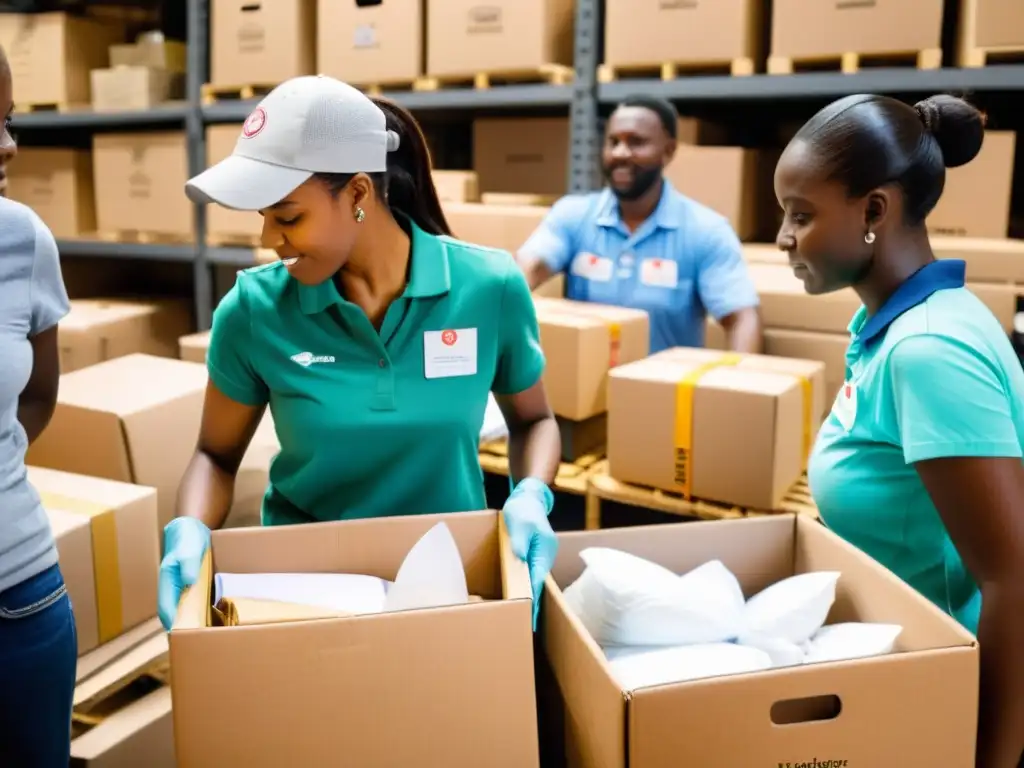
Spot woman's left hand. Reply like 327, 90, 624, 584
502, 477, 558, 631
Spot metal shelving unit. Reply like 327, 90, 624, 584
16, 0, 1024, 329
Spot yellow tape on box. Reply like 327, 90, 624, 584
40, 491, 122, 644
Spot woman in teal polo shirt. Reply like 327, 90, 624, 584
157, 76, 561, 630
775, 93, 1024, 767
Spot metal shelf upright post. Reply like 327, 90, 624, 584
187, 0, 213, 330
568, 0, 602, 193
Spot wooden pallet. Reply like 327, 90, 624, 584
208, 232, 262, 249
598, 57, 755, 82
957, 0, 1024, 68
362, 80, 419, 96
480, 192, 558, 207
584, 462, 819, 530
479, 440, 603, 496
93, 230, 192, 246
767, 48, 941, 75
12, 101, 73, 113
414, 64, 574, 92
201, 82, 276, 105
960, 44, 1024, 68
71, 619, 173, 763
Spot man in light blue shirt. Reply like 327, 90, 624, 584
516, 95, 762, 353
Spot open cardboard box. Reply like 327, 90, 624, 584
169, 511, 540, 767
543, 515, 978, 767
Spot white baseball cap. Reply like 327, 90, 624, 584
185, 75, 400, 211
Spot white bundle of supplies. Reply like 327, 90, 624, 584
562, 548, 903, 690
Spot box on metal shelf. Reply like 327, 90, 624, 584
608, 347, 825, 510
433, 170, 480, 203
927, 130, 1016, 239
91, 66, 179, 112
473, 117, 570, 196
542, 515, 978, 768
209, 0, 316, 88
0, 12, 122, 108
603, 0, 762, 77
533, 297, 649, 422
427, 0, 575, 79
92, 131, 193, 240
205, 124, 262, 246
6, 148, 95, 238
317, 0, 424, 87
169, 511, 539, 767
769, 0, 944, 71
26, 354, 208, 532
30, 466, 159, 656
60, 298, 193, 374
442, 201, 549, 253
958, 0, 1024, 67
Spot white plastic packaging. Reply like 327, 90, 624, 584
803, 622, 903, 664
606, 643, 773, 690
743, 571, 841, 645
737, 633, 806, 668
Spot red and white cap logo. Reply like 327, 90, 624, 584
242, 107, 267, 138
441, 329, 458, 346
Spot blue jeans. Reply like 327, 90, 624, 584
0, 563, 77, 767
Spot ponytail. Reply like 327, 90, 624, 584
371, 97, 452, 236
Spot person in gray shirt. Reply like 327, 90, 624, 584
0, 46, 76, 766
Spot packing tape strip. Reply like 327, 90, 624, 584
673, 353, 742, 499
607, 322, 622, 368
798, 375, 813, 470
40, 492, 122, 644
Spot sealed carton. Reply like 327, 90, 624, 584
442, 202, 550, 254
317, 0, 424, 86
6, 148, 95, 238
608, 347, 825, 509
169, 511, 539, 767
543, 515, 978, 767
209, 0, 315, 86
533, 298, 650, 421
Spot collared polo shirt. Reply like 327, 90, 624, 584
207, 218, 545, 526
519, 180, 758, 353
809, 259, 1024, 634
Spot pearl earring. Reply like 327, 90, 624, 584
354, 206, 365, 223
864, 231, 876, 244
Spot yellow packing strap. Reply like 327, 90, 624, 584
798, 375, 813, 470
673, 353, 743, 499
40, 492, 122, 644
607, 322, 622, 368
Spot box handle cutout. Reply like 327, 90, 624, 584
356, 0, 383, 6
241, 3, 262, 12
770, 694, 842, 725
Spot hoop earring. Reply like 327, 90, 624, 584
864, 231, 876, 245
354, 206, 366, 223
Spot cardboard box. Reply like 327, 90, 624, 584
0, 12, 121, 107
749, 263, 862, 334
178, 331, 210, 364
169, 511, 539, 767
473, 118, 569, 196
205, 124, 261, 245
927, 131, 1016, 239
966, 282, 1018, 333
60, 299, 193, 373
959, 0, 1024, 60
6, 148, 95, 238
533, 273, 565, 298
317, 0, 423, 86
771, 0, 944, 61
533, 298, 650, 421
210, 0, 316, 86
30, 466, 159, 655
109, 37, 186, 72
26, 354, 208, 532
92, 132, 192, 238
433, 170, 480, 203
665, 145, 773, 241
604, 0, 761, 70
544, 515, 978, 767
442, 202, 550, 254
609, 347, 825, 509
90, 66, 178, 111
427, 0, 574, 77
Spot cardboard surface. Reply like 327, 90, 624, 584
317, 0, 423, 85
209, 0, 315, 86
6, 148, 95, 237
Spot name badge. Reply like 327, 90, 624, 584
570, 252, 614, 282
639, 257, 679, 288
832, 380, 858, 432
424, 328, 478, 379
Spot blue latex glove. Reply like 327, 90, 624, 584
502, 477, 557, 631
157, 517, 211, 631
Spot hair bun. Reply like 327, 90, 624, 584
913, 95, 985, 169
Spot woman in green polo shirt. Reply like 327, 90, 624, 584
775, 93, 1024, 767
158, 76, 561, 631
